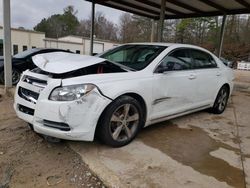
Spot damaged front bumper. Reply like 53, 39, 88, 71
14, 70, 112, 141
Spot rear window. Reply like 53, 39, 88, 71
189, 49, 217, 69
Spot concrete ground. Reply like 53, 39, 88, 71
0, 92, 106, 187
69, 70, 250, 188
0, 70, 250, 188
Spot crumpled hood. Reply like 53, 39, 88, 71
32, 52, 106, 74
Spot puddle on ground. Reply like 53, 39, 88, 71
138, 122, 245, 188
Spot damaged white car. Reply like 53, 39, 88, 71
14, 43, 234, 147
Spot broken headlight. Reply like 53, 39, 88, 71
49, 84, 96, 101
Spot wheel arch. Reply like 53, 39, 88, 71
223, 83, 230, 90
94, 92, 148, 139
221, 83, 230, 94
121, 92, 147, 122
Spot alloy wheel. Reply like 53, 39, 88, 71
217, 87, 228, 111
109, 103, 139, 142
12, 69, 20, 85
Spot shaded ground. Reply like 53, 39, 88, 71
69, 71, 250, 188
0, 95, 106, 188
70, 90, 250, 188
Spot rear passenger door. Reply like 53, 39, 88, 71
189, 49, 220, 106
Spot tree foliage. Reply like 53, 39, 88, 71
34, 6, 79, 38
119, 13, 152, 43
33, 6, 250, 61
77, 11, 118, 41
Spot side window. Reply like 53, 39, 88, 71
23, 45, 28, 51
13, 44, 18, 55
156, 49, 192, 72
190, 49, 217, 69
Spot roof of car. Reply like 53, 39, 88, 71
34, 48, 69, 51
123, 42, 204, 48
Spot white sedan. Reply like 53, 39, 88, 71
14, 43, 234, 147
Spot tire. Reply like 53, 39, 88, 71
98, 96, 144, 147
0, 68, 21, 85
211, 85, 229, 114
12, 68, 21, 85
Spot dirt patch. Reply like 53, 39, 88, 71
139, 122, 245, 188
0, 97, 106, 188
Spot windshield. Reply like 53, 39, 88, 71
13, 48, 40, 58
100, 45, 167, 70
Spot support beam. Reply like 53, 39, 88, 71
94, 0, 158, 19
218, 15, 227, 58
234, 0, 250, 9
117, 0, 160, 17
134, 0, 184, 16
3, 0, 12, 88
167, 0, 205, 14
157, 0, 166, 42
165, 8, 250, 19
90, 1, 95, 55
198, 0, 228, 13
151, 20, 155, 42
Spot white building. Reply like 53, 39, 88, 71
0, 26, 45, 56
0, 26, 118, 56
237, 61, 250, 71
44, 35, 118, 55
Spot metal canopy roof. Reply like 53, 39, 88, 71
87, 0, 250, 19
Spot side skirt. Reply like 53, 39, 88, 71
145, 104, 211, 127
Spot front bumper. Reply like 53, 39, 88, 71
14, 71, 112, 141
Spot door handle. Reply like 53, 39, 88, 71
188, 74, 196, 80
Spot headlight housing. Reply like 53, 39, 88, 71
49, 84, 96, 101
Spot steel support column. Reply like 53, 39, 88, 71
218, 15, 227, 58
157, 0, 166, 42
151, 19, 155, 42
3, 0, 12, 88
90, 1, 95, 55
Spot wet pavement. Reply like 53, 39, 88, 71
1, 70, 250, 188
70, 89, 250, 188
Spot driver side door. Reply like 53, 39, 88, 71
150, 48, 198, 121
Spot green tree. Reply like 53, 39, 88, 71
34, 6, 79, 38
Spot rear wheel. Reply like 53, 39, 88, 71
98, 96, 144, 147
211, 85, 229, 114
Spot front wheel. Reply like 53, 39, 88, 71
98, 96, 144, 147
12, 68, 21, 85
211, 85, 229, 114
0, 68, 21, 85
